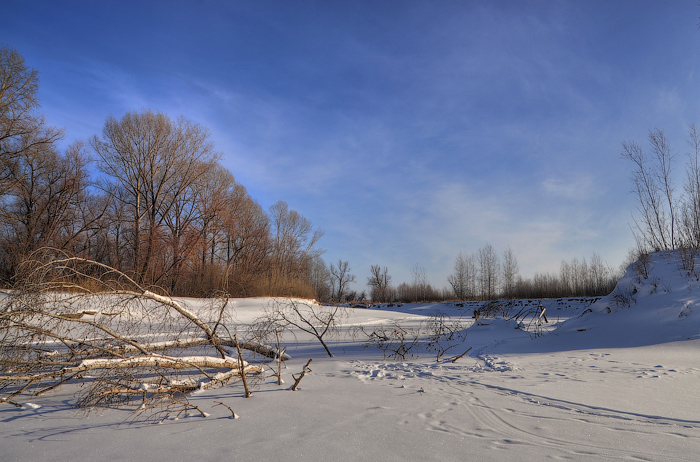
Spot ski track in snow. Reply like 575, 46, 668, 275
343, 347, 700, 461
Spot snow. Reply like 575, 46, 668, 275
3, 251, 700, 460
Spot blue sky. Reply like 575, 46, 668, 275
3, 1, 700, 290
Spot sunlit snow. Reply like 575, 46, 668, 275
2, 251, 700, 461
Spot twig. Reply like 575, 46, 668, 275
214, 401, 239, 419
35, 372, 83, 396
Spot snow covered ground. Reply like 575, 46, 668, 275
3, 251, 700, 461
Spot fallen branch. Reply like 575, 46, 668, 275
0, 355, 252, 382
26, 336, 291, 362
290, 359, 312, 391
235, 333, 252, 398
125, 398, 210, 424
0, 252, 271, 417
450, 347, 472, 363
0, 397, 23, 408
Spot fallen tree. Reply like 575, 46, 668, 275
0, 249, 274, 415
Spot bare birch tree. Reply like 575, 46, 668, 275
478, 243, 500, 299
448, 251, 476, 300
589, 253, 611, 295
622, 129, 678, 251
681, 124, 700, 248
501, 246, 519, 299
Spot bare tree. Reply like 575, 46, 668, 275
448, 252, 467, 300
448, 251, 477, 300
329, 259, 356, 302
367, 264, 392, 303
1, 47, 63, 196
260, 298, 346, 357
622, 129, 678, 251
0, 141, 97, 280
559, 259, 574, 296
650, 130, 678, 249
359, 320, 422, 360
196, 164, 236, 269
680, 124, 700, 248
501, 246, 519, 298
216, 184, 271, 297
309, 255, 331, 302
478, 243, 500, 299
589, 253, 611, 295
411, 263, 429, 302
160, 160, 214, 292
91, 110, 219, 284
357, 311, 467, 361
268, 201, 323, 296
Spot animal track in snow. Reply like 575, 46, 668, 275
477, 355, 517, 372
344, 355, 517, 387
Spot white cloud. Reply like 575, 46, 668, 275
541, 176, 595, 200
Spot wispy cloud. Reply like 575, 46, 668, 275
541, 176, 595, 201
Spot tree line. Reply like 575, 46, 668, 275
0, 47, 324, 298
360, 244, 621, 304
